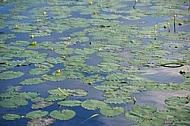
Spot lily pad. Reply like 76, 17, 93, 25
45, 95, 67, 102
47, 88, 88, 97
31, 101, 53, 109
29, 68, 50, 75
20, 78, 46, 85
0, 97, 28, 108
27, 118, 55, 126
58, 100, 82, 107
0, 71, 24, 80
2, 114, 21, 120
26, 110, 48, 119
100, 106, 124, 117
81, 99, 108, 110
50, 109, 75, 121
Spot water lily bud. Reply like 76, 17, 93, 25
178, 22, 183, 26
88, 81, 92, 85
30, 41, 37, 46
179, 70, 186, 74
62, 56, 66, 59
43, 12, 46, 15
89, 2, 93, 5
93, 11, 98, 15
15, 24, 18, 29
30, 35, 34, 38
57, 69, 61, 74
68, 36, 71, 40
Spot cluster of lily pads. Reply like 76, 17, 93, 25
0, 0, 190, 125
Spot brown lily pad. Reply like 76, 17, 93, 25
31, 101, 53, 109
27, 118, 55, 126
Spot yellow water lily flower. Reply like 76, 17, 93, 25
43, 11, 46, 15
179, 70, 186, 74
89, 2, 93, 5
30, 35, 34, 38
15, 24, 18, 29
88, 81, 92, 85
56, 69, 61, 74
30, 41, 37, 46
178, 22, 183, 26
93, 11, 98, 15
62, 56, 66, 59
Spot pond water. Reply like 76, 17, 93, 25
0, 0, 190, 126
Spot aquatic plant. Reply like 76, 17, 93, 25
57, 87, 68, 97
79, 114, 99, 126
26, 110, 48, 119
50, 109, 75, 120
133, 0, 138, 9
173, 14, 176, 32
2, 114, 21, 120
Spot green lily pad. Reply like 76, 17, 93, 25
98, 62, 119, 72
29, 68, 50, 75
20, 78, 46, 85
45, 94, 68, 102
2, 114, 21, 120
0, 98, 28, 108
104, 97, 131, 104
58, 100, 82, 107
42, 74, 66, 82
100, 106, 124, 117
50, 109, 75, 120
125, 105, 158, 121
26, 110, 48, 119
31, 97, 44, 103
0, 71, 24, 80
47, 88, 88, 97
81, 99, 108, 110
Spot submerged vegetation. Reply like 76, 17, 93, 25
0, 0, 190, 125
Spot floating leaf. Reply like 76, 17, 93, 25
42, 74, 66, 82
125, 105, 158, 121
0, 97, 28, 108
81, 99, 108, 110
104, 97, 131, 104
98, 62, 119, 72
45, 94, 67, 102
26, 110, 48, 119
20, 78, 45, 85
2, 114, 21, 120
47, 88, 88, 97
27, 118, 55, 126
50, 109, 75, 120
31, 97, 44, 103
100, 106, 124, 117
29, 68, 50, 75
0, 71, 24, 80
58, 100, 81, 107
31, 101, 53, 109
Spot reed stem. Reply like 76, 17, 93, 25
174, 14, 176, 32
